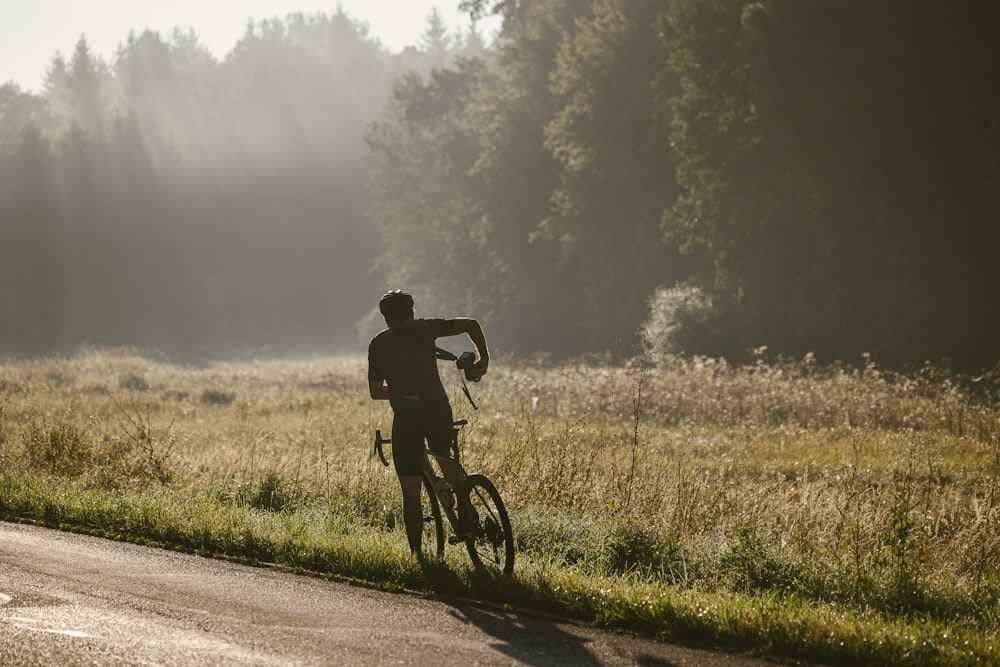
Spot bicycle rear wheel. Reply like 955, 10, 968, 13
462, 474, 514, 576
420, 472, 444, 558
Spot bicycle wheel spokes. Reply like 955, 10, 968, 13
462, 473, 514, 576
420, 473, 445, 559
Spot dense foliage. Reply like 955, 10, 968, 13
369, 0, 684, 354
660, 0, 1000, 369
370, 0, 1000, 369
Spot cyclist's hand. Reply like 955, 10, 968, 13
469, 358, 488, 381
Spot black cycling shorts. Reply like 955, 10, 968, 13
390, 398, 454, 477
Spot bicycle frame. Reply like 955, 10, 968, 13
425, 443, 476, 540
374, 420, 472, 532
373, 419, 514, 575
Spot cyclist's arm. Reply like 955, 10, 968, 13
369, 380, 389, 400
451, 318, 490, 377
367, 341, 389, 400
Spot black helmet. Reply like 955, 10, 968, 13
378, 290, 414, 318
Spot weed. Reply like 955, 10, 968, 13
21, 408, 93, 476
884, 445, 928, 611
602, 518, 683, 579
201, 389, 236, 406
119, 374, 150, 392
719, 525, 794, 594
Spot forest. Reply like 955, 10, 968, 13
2, 1, 998, 371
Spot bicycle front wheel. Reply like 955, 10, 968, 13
462, 474, 514, 576
420, 472, 445, 559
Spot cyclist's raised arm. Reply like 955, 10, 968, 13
451, 318, 490, 378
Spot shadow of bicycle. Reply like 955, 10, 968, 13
438, 600, 679, 667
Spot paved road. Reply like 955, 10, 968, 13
0, 522, 780, 666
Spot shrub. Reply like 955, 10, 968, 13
118, 374, 150, 392
221, 469, 309, 513
641, 284, 713, 364
200, 389, 236, 406
22, 411, 93, 476
602, 518, 685, 579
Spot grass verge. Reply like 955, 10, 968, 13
0, 472, 994, 666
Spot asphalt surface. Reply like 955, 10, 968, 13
0, 522, 782, 666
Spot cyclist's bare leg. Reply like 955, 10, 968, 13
398, 475, 423, 553
431, 454, 463, 494
431, 453, 478, 531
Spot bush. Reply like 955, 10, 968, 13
641, 284, 714, 364
22, 411, 93, 476
200, 389, 236, 406
118, 374, 150, 391
221, 469, 309, 513
602, 518, 685, 579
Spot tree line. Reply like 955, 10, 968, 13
370, 0, 1000, 370
0, 9, 484, 355
2, 2, 998, 370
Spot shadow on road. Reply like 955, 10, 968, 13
440, 599, 677, 667
409, 557, 764, 667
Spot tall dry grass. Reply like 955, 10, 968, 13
1, 348, 998, 630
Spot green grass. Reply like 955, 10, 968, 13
1, 348, 998, 666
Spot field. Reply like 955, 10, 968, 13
1, 348, 998, 665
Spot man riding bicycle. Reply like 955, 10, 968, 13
367, 290, 490, 555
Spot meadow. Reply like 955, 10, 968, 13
1, 348, 998, 666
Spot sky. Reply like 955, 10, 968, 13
0, 0, 499, 94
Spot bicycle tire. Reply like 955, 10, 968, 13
461, 474, 514, 576
420, 472, 445, 558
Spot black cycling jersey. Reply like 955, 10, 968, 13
368, 318, 456, 411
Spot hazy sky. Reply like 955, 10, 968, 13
1, 1, 499, 94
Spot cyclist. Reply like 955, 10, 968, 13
367, 290, 490, 555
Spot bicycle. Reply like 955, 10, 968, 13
374, 419, 515, 576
